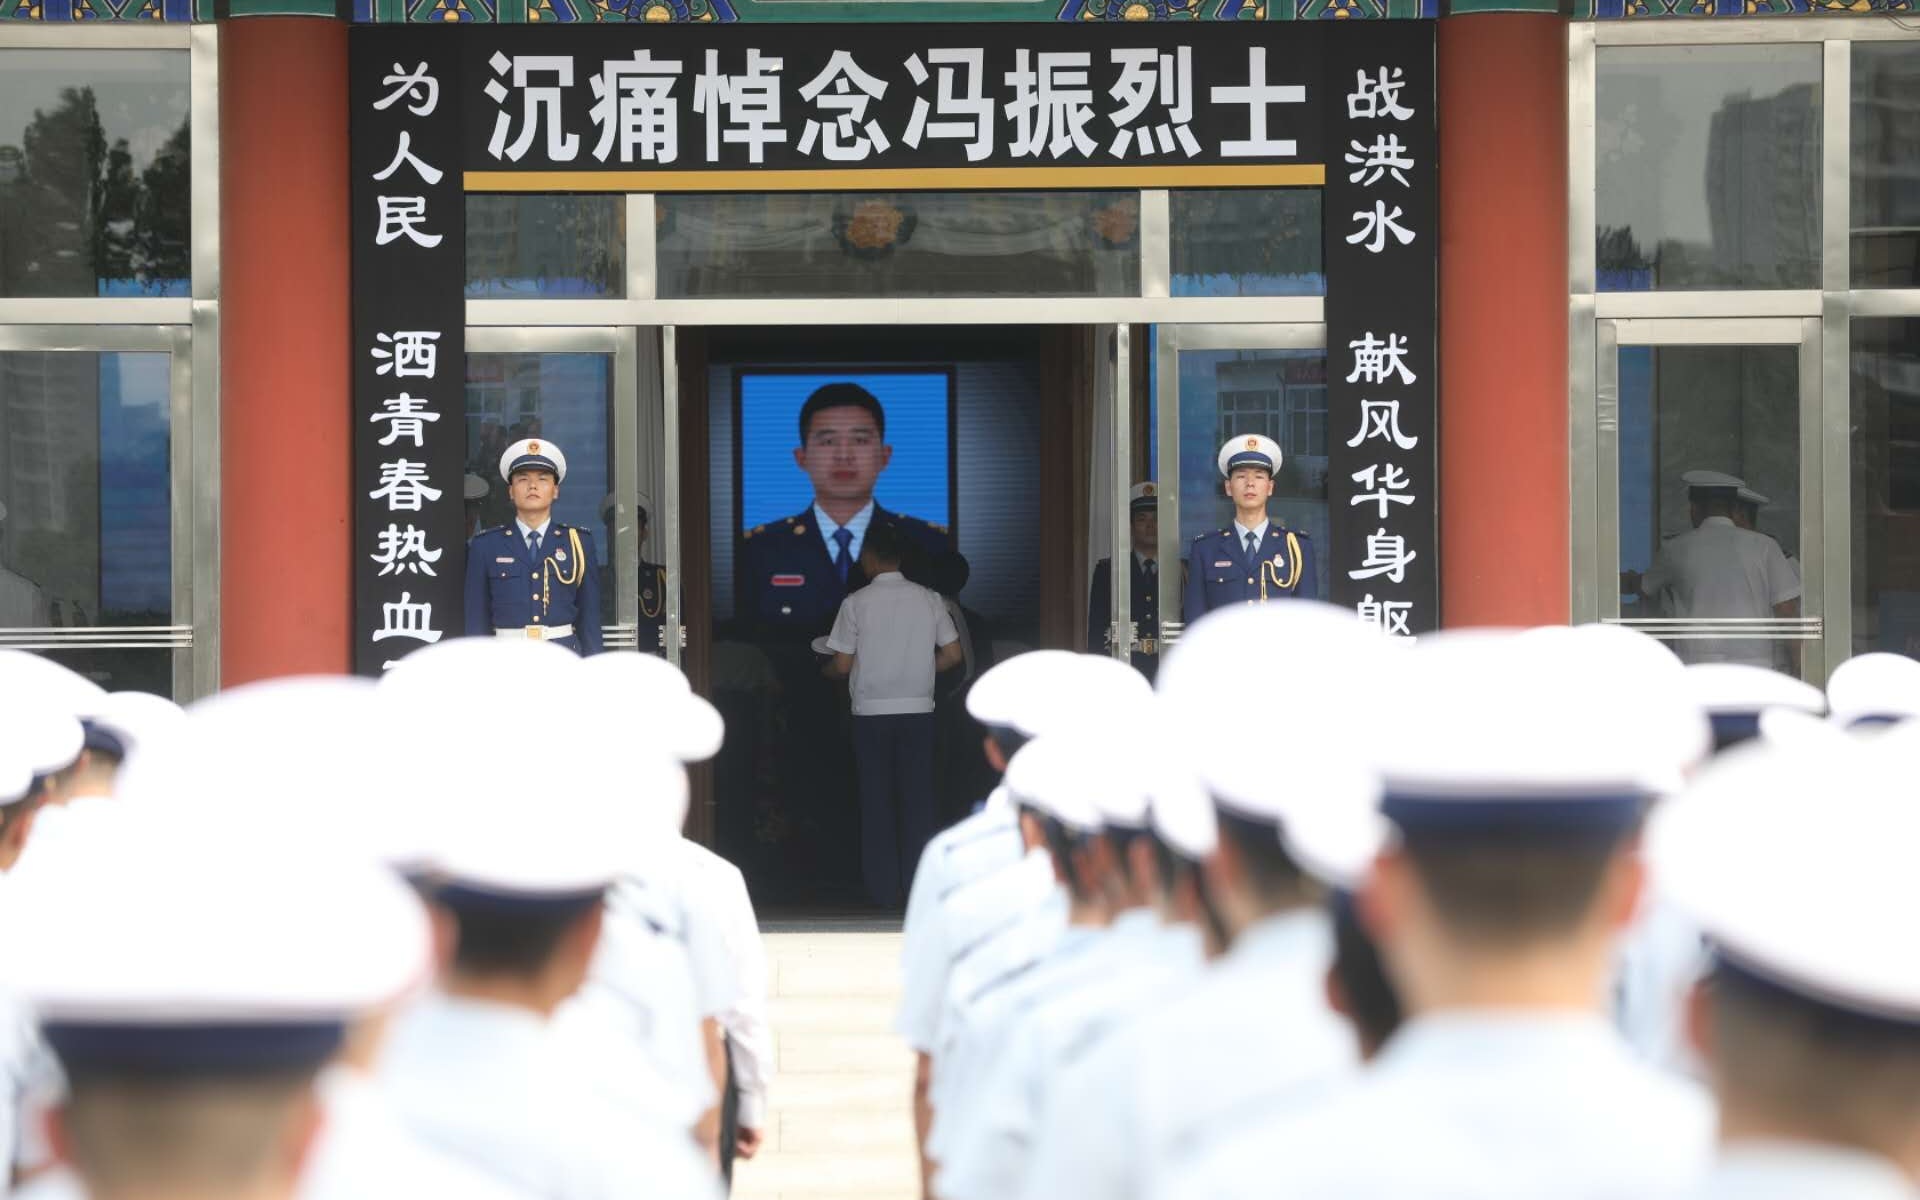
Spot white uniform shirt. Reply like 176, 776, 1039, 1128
1165, 1012, 1714, 1200
676, 839, 772, 1129
1024, 909, 1355, 1200
381, 994, 720, 1200
937, 911, 1200, 1200
1642, 518, 1801, 666
824, 571, 958, 716
1691, 1144, 1916, 1200
897, 801, 1025, 1054
1612, 892, 1709, 1077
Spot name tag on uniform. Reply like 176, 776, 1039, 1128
1213, 560, 1233, 568
771, 574, 806, 587
495, 556, 515, 563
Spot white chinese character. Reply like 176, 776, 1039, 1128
693, 49, 787, 164
372, 590, 443, 645
375, 62, 439, 117
1209, 48, 1305, 159
369, 460, 443, 512
1004, 50, 1097, 160
590, 50, 684, 165
482, 53, 580, 163
370, 331, 440, 379
371, 524, 444, 578
370, 393, 441, 448
797, 51, 891, 162
1346, 332, 1417, 386
1347, 66, 1414, 121
372, 130, 445, 187
1345, 398, 1419, 450
374, 196, 442, 249
1344, 133, 1413, 187
1357, 594, 1414, 637
1347, 201, 1416, 254
1107, 47, 1199, 159
903, 49, 994, 163
1350, 463, 1415, 520
1349, 528, 1417, 584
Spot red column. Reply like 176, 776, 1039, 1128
1437, 14, 1570, 628
219, 20, 352, 683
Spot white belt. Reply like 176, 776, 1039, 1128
495, 624, 574, 641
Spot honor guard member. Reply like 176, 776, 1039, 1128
1088, 483, 1165, 679
464, 439, 603, 655
1651, 735, 1920, 1200
1167, 630, 1716, 1200
600, 493, 669, 658
1184, 435, 1315, 620
0, 783, 441, 1200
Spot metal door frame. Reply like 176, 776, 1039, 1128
466, 326, 643, 652
1588, 316, 1828, 679
1153, 322, 1329, 649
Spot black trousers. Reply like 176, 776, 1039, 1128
719, 1041, 739, 1189
851, 711, 937, 908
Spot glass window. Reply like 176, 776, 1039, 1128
1616, 343, 1802, 671
1852, 46, 1920, 289
656, 192, 1140, 299
1, 350, 173, 695
465, 195, 625, 299
1595, 46, 1821, 291
0, 50, 190, 298
1177, 348, 1329, 602
1850, 319, 1920, 658
1171, 190, 1323, 297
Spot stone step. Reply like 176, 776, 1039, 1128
732, 1150, 919, 1199
768, 995, 900, 1035
777, 1108, 918, 1155
779, 1032, 915, 1075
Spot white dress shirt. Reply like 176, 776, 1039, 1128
1164, 1011, 1714, 1200
1641, 517, 1802, 666
1024, 908, 1356, 1200
897, 800, 1026, 1054
1692, 1143, 1916, 1200
813, 500, 875, 564
381, 994, 720, 1200
1231, 518, 1272, 555
676, 839, 772, 1130
824, 571, 958, 716
513, 516, 553, 548
938, 910, 1201, 1200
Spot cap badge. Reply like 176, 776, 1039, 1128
1245, 437, 1259, 450
1142, 483, 1155, 495
527, 441, 541, 453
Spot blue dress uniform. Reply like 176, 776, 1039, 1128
1087, 555, 1162, 679
1182, 524, 1316, 618
462, 438, 602, 656
738, 504, 950, 639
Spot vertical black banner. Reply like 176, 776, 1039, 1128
351, 31, 467, 675
1324, 22, 1437, 637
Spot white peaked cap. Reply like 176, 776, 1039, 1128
1650, 734, 1920, 1024
966, 650, 1084, 735
1217, 433, 1283, 478
1520, 624, 1710, 774
1002, 733, 1114, 835
1756, 706, 1847, 751
1680, 469, 1748, 491
1737, 485, 1770, 507
1826, 652, 1920, 727
0, 701, 84, 780
378, 636, 577, 709
0, 746, 30, 807
464, 473, 489, 501
1145, 758, 1216, 861
499, 437, 567, 483
1683, 662, 1825, 716
1067, 654, 1157, 730
1, 801, 432, 1027
83, 691, 187, 762
0, 650, 106, 719
428, 761, 641, 898
1376, 629, 1708, 812
576, 651, 723, 765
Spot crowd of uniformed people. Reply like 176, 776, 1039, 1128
2, 514, 1919, 1197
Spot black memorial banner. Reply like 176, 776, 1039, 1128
456, 24, 1333, 191
1323, 21, 1436, 637
350, 31, 468, 675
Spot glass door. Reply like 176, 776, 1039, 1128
0, 327, 199, 700
1594, 318, 1824, 680
1153, 324, 1329, 647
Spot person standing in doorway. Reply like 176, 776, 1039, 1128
1088, 482, 1164, 680
463, 438, 603, 655
1184, 435, 1316, 620
823, 521, 964, 908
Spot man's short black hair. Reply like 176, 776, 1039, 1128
1329, 891, 1403, 1052
441, 895, 601, 976
1401, 827, 1634, 947
1214, 807, 1315, 911
798, 383, 886, 444
863, 520, 908, 566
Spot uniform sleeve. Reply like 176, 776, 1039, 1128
1182, 540, 1206, 626
710, 862, 773, 1129
1086, 560, 1112, 654
933, 591, 960, 648
825, 593, 859, 654
1296, 534, 1319, 599
577, 528, 604, 654
1764, 540, 1801, 606
463, 535, 491, 636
